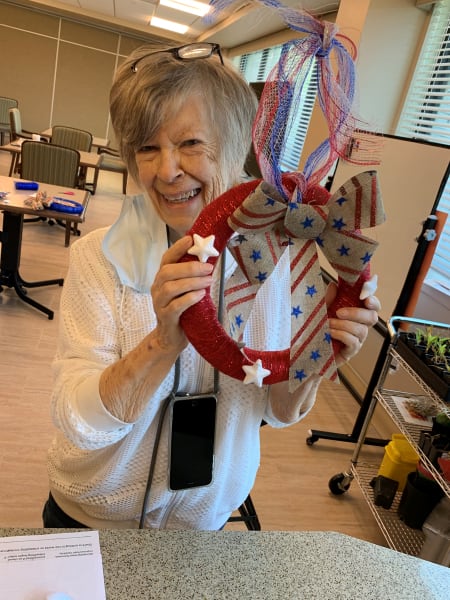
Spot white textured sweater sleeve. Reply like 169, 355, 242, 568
51, 229, 136, 449
74, 372, 128, 431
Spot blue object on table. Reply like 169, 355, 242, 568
15, 181, 39, 190
49, 197, 84, 214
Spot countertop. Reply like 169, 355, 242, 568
1, 529, 449, 599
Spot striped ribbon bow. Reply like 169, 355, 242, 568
224, 170, 385, 390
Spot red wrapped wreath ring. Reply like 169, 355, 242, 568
179, 172, 384, 389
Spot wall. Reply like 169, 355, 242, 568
415, 283, 450, 324
356, 0, 429, 134
0, 2, 170, 141
353, 0, 450, 386
300, 0, 429, 170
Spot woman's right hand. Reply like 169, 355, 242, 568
100, 237, 214, 422
150, 236, 214, 354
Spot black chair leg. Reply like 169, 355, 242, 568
227, 494, 261, 531
23, 216, 48, 224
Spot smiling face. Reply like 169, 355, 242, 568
135, 95, 222, 238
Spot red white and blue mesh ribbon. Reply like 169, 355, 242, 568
208, 0, 377, 198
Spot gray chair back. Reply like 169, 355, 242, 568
91, 146, 128, 194
8, 107, 36, 176
0, 97, 18, 127
9, 107, 26, 140
21, 140, 80, 188
0, 97, 18, 144
9, 107, 21, 139
51, 125, 93, 152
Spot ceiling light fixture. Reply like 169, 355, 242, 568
150, 16, 189, 34
159, 0, 211, 17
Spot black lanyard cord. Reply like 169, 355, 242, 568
139, 247, 225, 528
214, 253, 226, 394
139, 358, 180, 529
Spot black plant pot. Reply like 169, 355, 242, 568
398, 471, 445, 529
430, 364, 446, 378
431, 416, 450, 437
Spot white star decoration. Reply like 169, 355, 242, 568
242, 359, 271, 387
359, 274, 378, 300
187, 233, 220, 263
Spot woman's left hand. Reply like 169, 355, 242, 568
325, 282, 381, 366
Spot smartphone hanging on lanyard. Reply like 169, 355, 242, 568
169, 393, 217, 491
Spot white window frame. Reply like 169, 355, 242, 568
396, 0, 450, 293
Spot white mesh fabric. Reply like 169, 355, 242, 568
242, 248, 291, 351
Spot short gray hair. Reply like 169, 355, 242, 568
109, 44, 258, 188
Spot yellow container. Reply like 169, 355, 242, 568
378, 434, 419, 492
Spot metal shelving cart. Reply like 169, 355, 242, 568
328, 316, 450, 557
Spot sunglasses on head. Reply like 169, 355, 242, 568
130, 42, 224, 73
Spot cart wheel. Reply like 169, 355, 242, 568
306, 435, 319, 446
306, 430, 319, 446
328, 473, 351, 495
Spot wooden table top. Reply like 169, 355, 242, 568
0, 174, 89, 222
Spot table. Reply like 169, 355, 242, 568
0, 175, 89, 319
0, 529, 449, 599
40, 127, 109, 149
0, 140, 101, 177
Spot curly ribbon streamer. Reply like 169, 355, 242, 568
224, 170, 385, 390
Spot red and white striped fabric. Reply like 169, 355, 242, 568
224, 170, 385, 389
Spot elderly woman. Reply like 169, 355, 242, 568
43, 43, 380, 530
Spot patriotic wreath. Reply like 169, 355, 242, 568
179, 173, 383, 389
179, 3, 385, 389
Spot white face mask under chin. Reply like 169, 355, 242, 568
102, 192, 168, 293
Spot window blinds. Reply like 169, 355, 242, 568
396, 0, 450, 290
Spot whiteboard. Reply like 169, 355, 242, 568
326, 134, 449, 322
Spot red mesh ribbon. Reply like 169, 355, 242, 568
180, 171, 385, 389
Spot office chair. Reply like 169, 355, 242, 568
90, 146, 128, 195
21, 140, 81, 245
0, 96, 18, 144
50, 125, 93, 188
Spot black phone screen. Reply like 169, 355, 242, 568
169, 394, 217, 491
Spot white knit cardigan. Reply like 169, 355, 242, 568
47, 226, 318, 530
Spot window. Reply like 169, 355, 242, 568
396, 0, 450, 292
232, 45, 318, 172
